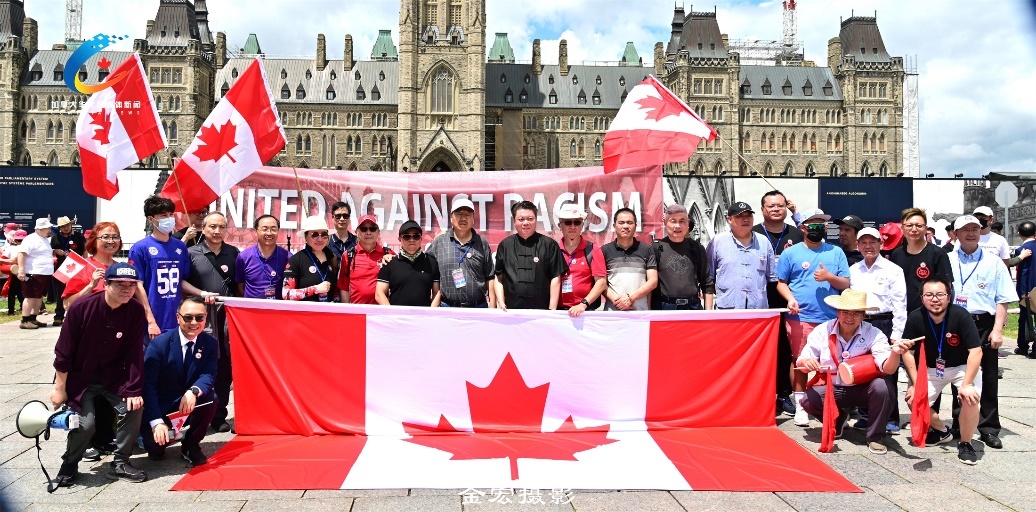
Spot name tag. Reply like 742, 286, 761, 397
935, 358, 946, 379
452, 268, 467, 289
954, 294, 968, 309
265, 286, 277, 299
562, 275, 573, 293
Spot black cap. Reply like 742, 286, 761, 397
398, 220, 422, 236
726, 201, 754, 216
833, 215, 864, 231
104, 262, 140, 281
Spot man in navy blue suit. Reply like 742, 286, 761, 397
142, 296, 218, 467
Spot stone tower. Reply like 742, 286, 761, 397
398, 0, 486, 172
0, 0, 28, 163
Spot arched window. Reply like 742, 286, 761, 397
305, 135, 312, 152
570, 139, 576, 158
347, 136, 354, 153
784, 162, 793, 176
694, 160, 705, 175
810, 133, 817, 152
830, 163, 839, 176
280, 69, 288, 79
296, 135, 303, 152
743, 131, 751, 152
879, 132, 886, 152
326, 85, 336, 101
56, 121, 64, 141
20, 120, 27, 138
879, 162, 889, 177
549, 89, 557, 105
594, 139, 601, 158
768, 132, 775, 151
379, 136, 387, 155
356, 137, 361, 153
46, 121, 55, 142
577, 139, 585, 158
169, 122, 177, 142
430, 68, 454, 113
834, 133, 842, 151
713, 161, 723, 175
71, 151, 80, 165
529, 138, 535, 156
805, 162, 815, 176
861, 162, 870, 176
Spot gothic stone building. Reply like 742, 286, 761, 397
1, 0, 904, 177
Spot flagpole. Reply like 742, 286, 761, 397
169, 166, 190, 214
291, 167, 306, 252
717, 136, 780, 190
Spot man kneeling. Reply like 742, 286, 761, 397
796, 289, 911, 454
142, 296, 218, 467
901, 276, 984, 465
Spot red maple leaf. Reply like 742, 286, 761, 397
402, 354, 617, 480
63, 261, 78, 274
193, 120, 238, 163
97, 57, 111, 69
89, 109, 111, 145
635, 94, 686, 122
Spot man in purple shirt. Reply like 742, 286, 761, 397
235, 215, 290, 299
51, 263, 149, 486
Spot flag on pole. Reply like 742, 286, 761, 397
602, 75, 717, 174
52, 250, 97, 288
160, 57, 286, 213
75, 53, 166, 199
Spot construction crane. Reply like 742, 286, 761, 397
65, 0, 83, 47
728, 0, 802, 66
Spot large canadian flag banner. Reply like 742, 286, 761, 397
173, 300, 859, 493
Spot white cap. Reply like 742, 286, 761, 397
856, 227, 882, 241
557, 204, 588, 220
34, 218, 53, 230
297, 215, 330, 235
973, 206, 994, 217
954, 215, 981, 230
451, 198, 475, 213
799, 208, 831, 223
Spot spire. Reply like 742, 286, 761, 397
243, 33, 262, 56
487, 33, 514, 63
0, 0, 26, 41
371, 29, 397, 60
620, 41, 641, 66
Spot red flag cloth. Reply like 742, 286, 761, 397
75, 53, 166, 199
161, 58, 286, 213
52, 250, 95, 286
810, 332, 842, 453
602, 76, 717, 174
911, 341, 931, 447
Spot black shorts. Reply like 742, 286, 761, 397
22, 274, 52, 298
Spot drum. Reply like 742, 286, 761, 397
837, 355, 883, 385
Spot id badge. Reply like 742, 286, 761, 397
452, 268, 467, 289
562, 275, 573, 293
935, 358, 946, 378
265, 286, 276, 299
954, 294, 968, 308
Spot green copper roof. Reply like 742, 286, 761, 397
488, 33, 515, 62
243, 33, 262, 56
371, 30, 397, 60
620, 41, 640, 66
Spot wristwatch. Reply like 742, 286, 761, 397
190, 386, 202, 397
579, 299, 589, 307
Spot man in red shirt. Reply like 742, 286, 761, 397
338, 215, 393, 304
556, 205, 607, 317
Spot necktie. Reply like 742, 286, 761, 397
183, 341, 194, 377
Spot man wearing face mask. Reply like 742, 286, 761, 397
971, 207, 1010, 266
776, 208, 852, 427
129, 196, 212, 339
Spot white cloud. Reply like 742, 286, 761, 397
24, 0, 1036, 177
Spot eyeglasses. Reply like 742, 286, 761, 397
922, 292, 949, 300
400, 233, 422, 241
902, 223, 926, 230
257, 227, 278, 233
333, 213, 351, 220
561, 220, 583, 226
804, 223, 825, 230
98, 235, 121, 241
837, 310, 866, 318
309, 232, 329, 239
178, 313, 206, 323
357, 226, 378, 233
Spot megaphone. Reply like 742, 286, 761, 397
16, 400, 79, 439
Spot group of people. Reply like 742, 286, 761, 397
1, 216, 86, 326
9, 189, 1029, 489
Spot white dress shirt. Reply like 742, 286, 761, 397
850, 255, 908, 339
797, 319, 891, 387
149, 329, 199, 429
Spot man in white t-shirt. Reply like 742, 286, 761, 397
972, 206, 1010, 265
15, 218, 56, 329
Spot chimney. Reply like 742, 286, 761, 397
653, 42, 664, 77
316, 34, 327, 71
22, 17, 37, 56
146, 20, 155, 37
532, 39, 542, 75
344, 34, 354, 71
721, 33, 728, 48
215, 32, 227, 69
559, 39, 568, 76
827, 37, 842, 72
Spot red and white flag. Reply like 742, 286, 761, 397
602, 76, 717, 173
75, 53, 166, 199
161, 57, 286, 213
52, 250, 97, 288
174, 301, 858, 493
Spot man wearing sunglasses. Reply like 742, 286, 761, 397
376, 221, 441, 307
776, 208, 851, 426
338, 215, 393, 304
427, 198, 495, 308
141, 296, 218, 468
327, 201, 358, 258
555, 204, 606, 316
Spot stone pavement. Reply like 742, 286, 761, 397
2, 317, 1036, 512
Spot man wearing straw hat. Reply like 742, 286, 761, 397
796, 289, 912, 454
50, 216, 86, 326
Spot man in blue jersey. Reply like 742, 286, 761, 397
129, 196, 212, 340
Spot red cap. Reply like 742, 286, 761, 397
356, 214, 379, 228
4, 223, 17, 230
11, 229, 27, 240
879, 222, 903, 252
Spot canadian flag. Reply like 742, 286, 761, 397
160, 58, 286, 213
52, 250, 96, 288
602, 76, 717, 173
174, 300, 858, 493
75, 53, 166, 199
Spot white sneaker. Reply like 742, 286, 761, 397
898, 368, 909, 384
794, 409, 810, 427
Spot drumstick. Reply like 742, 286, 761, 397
793, 365, 832, 371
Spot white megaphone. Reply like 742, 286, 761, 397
16, 400, 79, 439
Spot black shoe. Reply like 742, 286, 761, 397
979, 432, 1003, 449
52, 318, 63, 326
181, 446, 209, 467
926, 428, 953, 446
82, 447, 101, 462
55, 462, 77, 487
212, 421, 231, 433
777, 396, 796, 416
1015, 347, 1029, 356
147, 449, 166, 461
107, 460, 147, 482
958, 442, 979, 465
998, 368, 1004, 379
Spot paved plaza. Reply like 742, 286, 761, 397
2, 316, 1035, 512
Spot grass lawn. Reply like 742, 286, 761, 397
0, 291, 60, 325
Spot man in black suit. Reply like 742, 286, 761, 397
142, 296, 218, 467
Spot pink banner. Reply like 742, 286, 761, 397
215, 165, 663, 251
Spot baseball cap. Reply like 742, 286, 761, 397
954, 215, 981, 230
11, 229, 27, 240
557, 204, 588, 220
834, 215, 864, 231
451, 198, 475, 213
973, 206, 994, 217
398, 220, 422, 235
104, 262, 140, 282
879, 223, 903, 251
726, 201, 754, 216
799, 208, 831, 223
856, 227, 881, 241
356, 214, 379, 228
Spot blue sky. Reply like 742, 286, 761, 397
25, 0, 1036, 177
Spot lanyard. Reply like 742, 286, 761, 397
926, 313, 947, 359
453, 238, 473, 265
956, 249, 982, 288
835, 322, 861, 356
764, 225, 787, 251
258, 251, 279, 286
303, 247, 328, 282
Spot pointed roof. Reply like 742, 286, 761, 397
0, 0, 26, 42
620, 42, 641, 66
193, 0, 213, 47
488, 33, 515, 63
243, 33, 262, 56
146, 0, 201, 47
839, 16, 891, 63
371, 30, 397, 60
